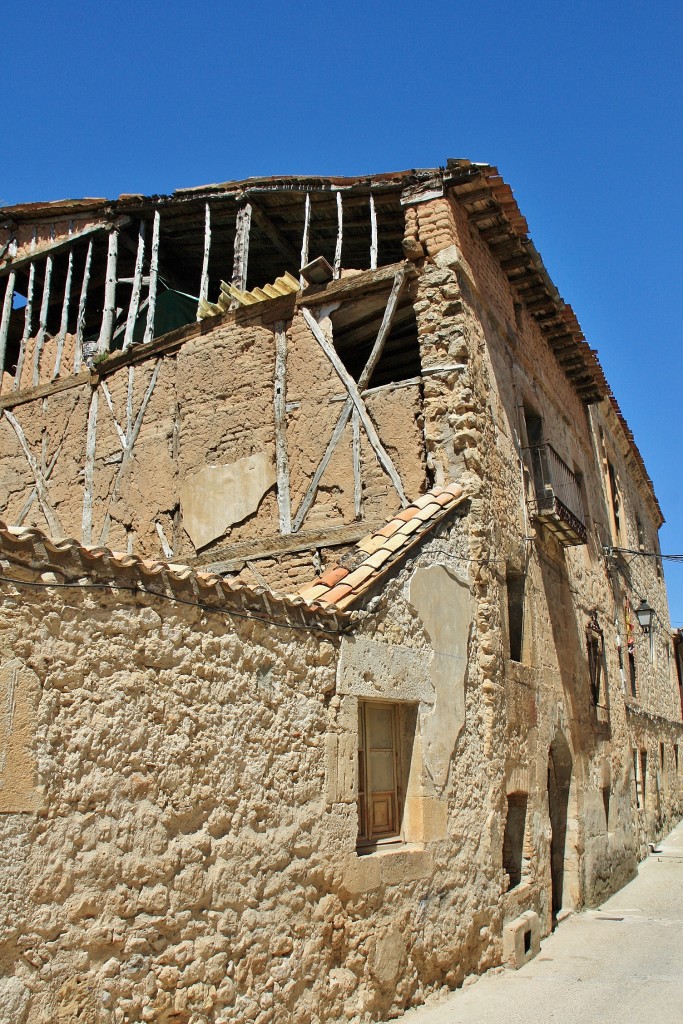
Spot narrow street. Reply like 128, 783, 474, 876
405, 820, 683, 1024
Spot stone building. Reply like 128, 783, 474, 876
0, 160, 680, 1024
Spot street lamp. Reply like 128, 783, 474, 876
635, 598, 654, 634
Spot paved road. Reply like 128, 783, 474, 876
405, 820, 683, 1024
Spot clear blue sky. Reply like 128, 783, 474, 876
4, 1, 682, 626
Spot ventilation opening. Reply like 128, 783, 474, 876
331, 289, 421, 390
628, 651, 637, 698
523, 929, 532, 955
506, 570, 526, 663
503, 792, 528, 890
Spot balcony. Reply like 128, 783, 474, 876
525, 443, 587, 546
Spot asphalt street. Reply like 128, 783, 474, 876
405, 819, 683, 1024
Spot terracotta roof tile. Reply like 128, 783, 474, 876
298, 482, 466, 610
320, 582, 354, 605
0, 518, 343, 628
318, 565, 349, 588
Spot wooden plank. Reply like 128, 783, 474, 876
97, 230, 118, 355
0, 271, 15, 390
82, 387, 98, 543
33, 255, 53, 386
352, 408, 362, 519
99, 380, 127, 449
123, 221, 146, 351
73, 238, 93, 373
196, 520, 381, 570
0, 218, 129, 279
369, 193, 378, 270
198, 202, 211, 315
144, 210, 161, 346
3, 409, 64, 536
356, 268, 405, 390
299, 193, 311, 288
296, 260, 413, 309
232, 203, 252, 294
17, 444, 61, 524
155, 521, 173, 557
273, 320, 292, 534
292, 269, 406, 531
13, 262, 36, 390
53, 248, 74, 378
301, 307, 407, 505
98, 359, 161, 544
334, 191, 343, 279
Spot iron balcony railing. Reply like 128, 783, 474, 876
525, 443, 587, 546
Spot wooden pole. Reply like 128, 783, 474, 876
14, 262, 35, 389
198, 202, 211, 316
299, 193, 311, 288
33, 255, 53, 386
369, 192, 378, 271
0, 271, 15, 392
74, 239, 93, 373
123, 221, 146, 351
352, 408, 362, 519
231, 203, 252, 296
97, 230, 118, 355
144, 211, 160, 345
334, 191, 343, 280
53, 248, 74, 378
273, 320, 292, 534
82, 386, 98, 543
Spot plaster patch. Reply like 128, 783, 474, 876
180, 451, 276, 550
408, 564, 473, 789
0, 660, 43, 813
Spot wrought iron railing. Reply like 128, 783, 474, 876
525, 443, 587, 545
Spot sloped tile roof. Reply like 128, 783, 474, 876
298, 483, 466, 610
0, 520, 343, 631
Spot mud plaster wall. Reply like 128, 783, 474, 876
404, 196, 681, 928
0, 306, 427, 570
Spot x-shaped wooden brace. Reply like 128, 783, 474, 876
95, 360, 161, 545
2, 410, 64, 537
292, 268, 408, 533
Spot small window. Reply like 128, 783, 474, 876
628, 651, 637, 698
636, 517, 645, 551
607, 460, 622, 544
503, 792, 528, 890
633, 749, 642, 809
358, 702, 403, 846
675, 745, 680, 774
640, 750, 648, 808
506, 570, 526, 663
586, 614, 605, 707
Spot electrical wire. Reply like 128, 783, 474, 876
0, 573, 346, 637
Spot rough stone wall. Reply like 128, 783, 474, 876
0, 512, 516, 1024
406, 191, 681, 931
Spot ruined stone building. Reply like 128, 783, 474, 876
0, 160, 681, 1024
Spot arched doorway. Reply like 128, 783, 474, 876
548, 732, 573, 922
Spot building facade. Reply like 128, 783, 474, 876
0, 161, 680, 1024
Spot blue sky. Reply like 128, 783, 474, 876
3, 1, 682, 625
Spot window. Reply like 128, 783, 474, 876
357, 702, 402, 846
675, 745, 680, 774
506, 570, 526, 663
633, 749, 643, 809
586, 614, 605, 708
640, 750, 648, 809
607, 460, 623, 544
503, 792, 528, 890
636, 517, 645, 551
628, 651, 637, 698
